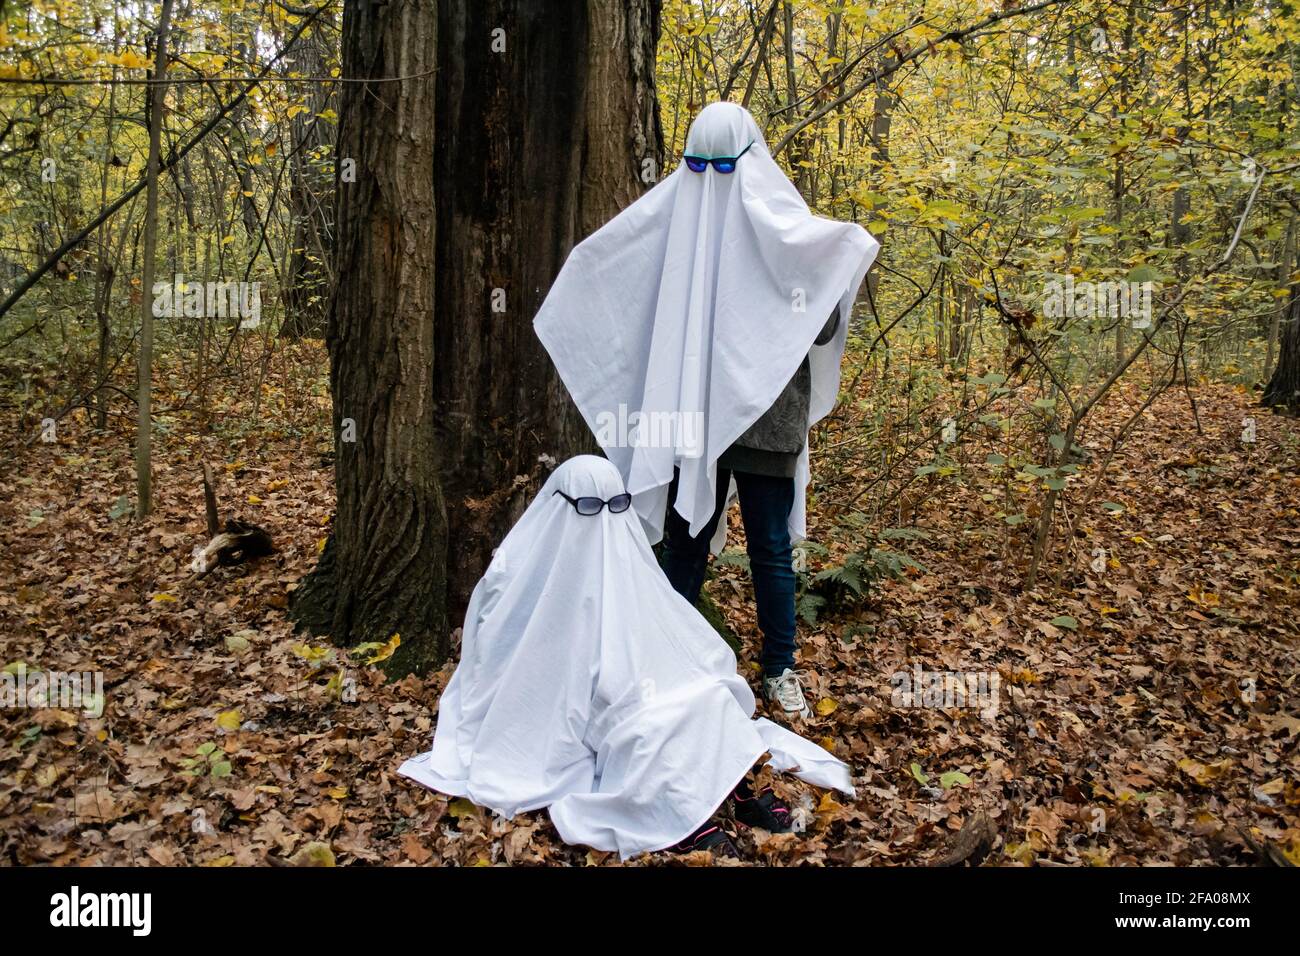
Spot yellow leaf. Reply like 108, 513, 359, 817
816, 791, 842, 815
246, 495, 262, 504
35, 765, 60, 788
216, 709, 242, 731
1284, 838, 1300, 867
368, 633, 400, 664
326, 786, 349, 800
448, 798, 478, 819
151, 592, 178, 604
117, 49, 151, 70
815, 697, 838, 717
1177, 756, 1232, 786
288, 842, 335, 866
224, 632, 251, 655
353, 634, 401, 665
1002, 841, 1035, 865
292, 643, 332, 663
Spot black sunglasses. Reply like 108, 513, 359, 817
553, 490, 633, 516
683, 140, 755, 174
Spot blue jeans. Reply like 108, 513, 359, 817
661, 468, 797, 677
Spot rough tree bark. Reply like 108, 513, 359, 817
431, 0, 662, 617
294, 0, 662, 672
291, 0, 447, 677
1263, 288, 1300, 415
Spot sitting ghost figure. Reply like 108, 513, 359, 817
399, 455, 854, 859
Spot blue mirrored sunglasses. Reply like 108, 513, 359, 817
683, 140, 755, 174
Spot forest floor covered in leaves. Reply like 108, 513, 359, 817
1, 351, 1297, 866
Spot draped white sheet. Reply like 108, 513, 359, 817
398, 456, 855, 859
534, 102, 879, 548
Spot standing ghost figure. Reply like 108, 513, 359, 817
535, 102, 879, 719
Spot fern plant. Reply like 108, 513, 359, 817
804, 526, 929, 618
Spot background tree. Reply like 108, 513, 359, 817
280, 8, 337, 339
136, 0, 173, 517
1263, 280, 1300, 413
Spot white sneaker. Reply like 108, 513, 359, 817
763, 668, 812, 720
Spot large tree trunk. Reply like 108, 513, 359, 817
294, 0, 662, 672
292, 0, 447, 677
431, 0, 662, 617
1263, 288, 1300, 415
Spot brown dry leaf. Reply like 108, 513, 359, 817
1026, 806, 1063, 847
401, 832, 432, 864
74, 788, 125, 824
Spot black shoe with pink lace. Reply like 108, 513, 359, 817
732, 786, 794, 833
674, 819, 740, 857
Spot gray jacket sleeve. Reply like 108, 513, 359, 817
719, 304, 845, 472
814, 304, 841, 346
